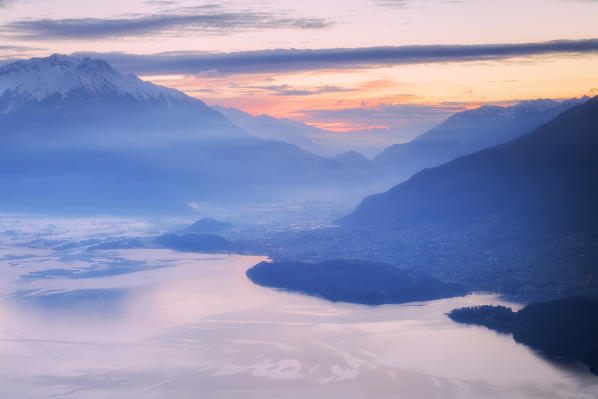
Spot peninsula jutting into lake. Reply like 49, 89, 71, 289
247, 259, 468, 305
448, 297, 598, 376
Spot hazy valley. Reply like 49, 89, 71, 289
1, 31, 597, 398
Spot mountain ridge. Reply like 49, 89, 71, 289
341, 95, 598, 232
0, 54, 366, 214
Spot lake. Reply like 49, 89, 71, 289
1, 244, 597, 398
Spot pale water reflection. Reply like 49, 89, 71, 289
0, 247, 597, 398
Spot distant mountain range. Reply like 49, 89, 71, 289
373, 97, 587, 183
215, 97, 587, 190
1, 54, 592, 219
212, 105, 401, 158
212, 105, 324, 154
0, 55, 367, 214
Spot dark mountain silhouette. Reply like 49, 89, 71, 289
341, 96, 598, 234
373, 98, 586, 182
283, 96, 598, 298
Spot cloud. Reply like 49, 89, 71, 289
375, 0, 411, 6
291, 103, 466, 152
294, 103, 464, 137
299, 103, 464, 128
71, 38, 598, 76
246, 84, 354, 96
0, 44, 41, 61
375, 0, 463, 7
0, 45, 33, 51
3, 5, 331, 39
144, 0, 179, 5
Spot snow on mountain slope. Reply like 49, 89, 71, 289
0, 54, 370, 214
433, 98, 586, 127
0, 54, 188, 114
0, 54, 254, 143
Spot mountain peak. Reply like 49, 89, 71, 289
0, 54, 187, 111
44, 53, 76, 65
346, 95, 598, 229
334, 150, 370, 163
448, 98, 585, 124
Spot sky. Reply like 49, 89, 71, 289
1, 0, 597, 141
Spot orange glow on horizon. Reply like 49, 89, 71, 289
142, 54, 598, 132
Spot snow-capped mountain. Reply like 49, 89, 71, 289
0, 54, 191, 114
0, 54, 250, 143
341, 96, 598, 232
0, 54, 364, 214
373, 97, 587, 185
425, 98, 587, 132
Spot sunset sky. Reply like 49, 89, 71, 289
1, 0, 597, 142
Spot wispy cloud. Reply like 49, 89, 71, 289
375, 0, 463, 7
71, 39, 598, 76
144, 0, 179, 5
0, 45, 33, 51
375, 0, 411, 6
298, 103, 464, 129
2, 5, 331, 40
244, 84, 354, 96
293, 103, 466, 146
0, 44, 40, 60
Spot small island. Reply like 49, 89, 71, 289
246, 259, 468, 305
448, 297, 598, 376
155, 233, 236, 253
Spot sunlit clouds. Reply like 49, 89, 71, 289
0, 0, 597, 141
139, 52, 598, 139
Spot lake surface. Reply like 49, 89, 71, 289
1, 244, 597, 398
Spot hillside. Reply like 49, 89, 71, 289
341, 96, 598, 233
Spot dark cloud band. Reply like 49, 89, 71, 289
72, 38, 598, 76
3, 8, 331, 39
